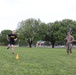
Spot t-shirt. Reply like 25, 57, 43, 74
8, 34, 17, 42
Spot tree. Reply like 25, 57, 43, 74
17, 18, 76, 48
17, 18, 46, 47
44, 19, 76, 48
61, 19, 76, 44
0, 30, 12, 45
44, 21, 63, 48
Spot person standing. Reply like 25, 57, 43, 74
6, 30, 17, 54
64, 32, 74, 55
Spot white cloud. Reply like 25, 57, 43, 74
0, 0, 76, 32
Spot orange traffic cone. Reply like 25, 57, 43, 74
16, 54, 19, 60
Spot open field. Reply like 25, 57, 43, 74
0, 46, 76, 75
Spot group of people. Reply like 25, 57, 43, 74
6, 30, 75, 55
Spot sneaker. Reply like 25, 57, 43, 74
70, 53, 72, 55
12, 52, 14, 54
7, 47, 9, 49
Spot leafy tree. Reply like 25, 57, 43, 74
61, 19, 76, 44
17, 18, 46, 47
44, 19, 76, 48
44, 21, 62, 48
0, 30, 12, 45
17, 18, 76, 48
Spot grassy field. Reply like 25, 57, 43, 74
0, 46, 76, 75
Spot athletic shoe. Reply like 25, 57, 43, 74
12, 52, 14, 54
7, 47, 9, 49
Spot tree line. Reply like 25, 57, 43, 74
0, 18, 76, 48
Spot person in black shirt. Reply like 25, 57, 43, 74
7, 30, 17, 54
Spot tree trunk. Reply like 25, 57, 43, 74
29, 42, 32, 48
51, 43, 55, 48
27, 39, 33, 48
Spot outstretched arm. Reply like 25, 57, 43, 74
71, 40, 76, 42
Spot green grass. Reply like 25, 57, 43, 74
0, 46, 76, 75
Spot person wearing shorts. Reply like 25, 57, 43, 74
64, 32, 74, 55
7, 30, 17, 54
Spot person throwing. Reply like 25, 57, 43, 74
7, 30, 17, 54
64, 32, 74, 55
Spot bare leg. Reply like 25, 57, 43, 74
11, 45, 14, 54
7, 44, 10, 49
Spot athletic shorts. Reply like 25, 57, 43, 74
10, 41, 15, 45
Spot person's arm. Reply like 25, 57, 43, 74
64, 37, 67, 42
71, 36, 76, 42
6, 35, 9, 41
64, 37, 68, 45
72, 40, 76, 42
14, 38, 17, 41
72, 36, 74, 41
14, 35, 17, 41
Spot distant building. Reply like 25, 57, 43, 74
36, 41, 45, 46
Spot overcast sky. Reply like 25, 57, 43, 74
0, 0, 76, 32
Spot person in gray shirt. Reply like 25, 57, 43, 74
64, 32, 74, 55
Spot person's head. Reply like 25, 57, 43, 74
12, 30, 16, 34
67, 32, 71, 36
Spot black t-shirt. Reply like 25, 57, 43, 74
8, 34, 17, 42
